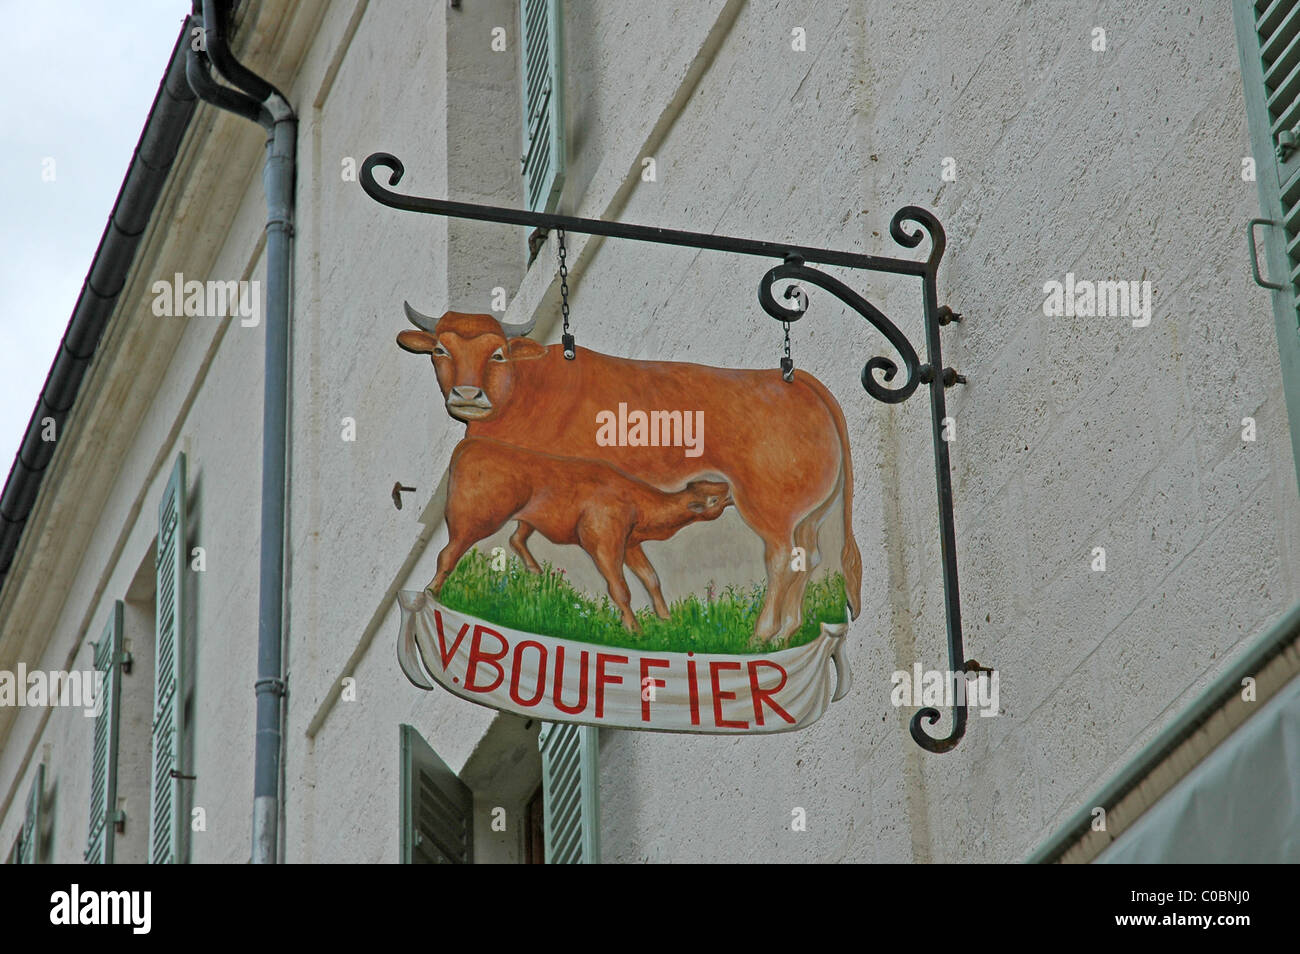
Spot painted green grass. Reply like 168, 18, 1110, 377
435, 547, 848, 654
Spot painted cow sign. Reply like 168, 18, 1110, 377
394, 305, 857, 734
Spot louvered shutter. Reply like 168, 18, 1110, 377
17, 764, 44, 864
1264, 2, 1300, 192
1235, 0, 1300, 487
149, 454, 186, 864
86, 602, 125, 864
538, 722, 599, 864
399, 724, 473, 864
519, 0, 566, 212
1242, 1, 1300, 295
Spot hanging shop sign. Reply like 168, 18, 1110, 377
393, 304, 856, 733
365, 152, 975, 750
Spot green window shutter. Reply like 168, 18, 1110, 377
1261, 1, 1300, 189
399, 724, 474, 864
85, 601, 125, 864
149, 453, 186, 864
519, 0, 566, 212
17, 764, 44, 864
538, 722, 599, 864
18, 766, 43, 863
1235, 0, 1300, 487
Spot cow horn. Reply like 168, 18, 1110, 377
403, 301, 439, 333
498, 315, 538, 338
404, 301, 537, 338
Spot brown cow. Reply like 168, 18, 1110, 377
398, 307, 861, 645
430, 437, 732, 631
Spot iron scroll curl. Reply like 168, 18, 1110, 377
910, 700, 966, 754
888, 205, 945, 272
362, 152, 414, 207
758, 260, 921, 404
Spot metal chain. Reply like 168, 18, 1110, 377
557, 229, 570, 335
557, 229, 575, 359
780, 319, 794, 382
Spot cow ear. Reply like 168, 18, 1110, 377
397, 330, 437, 354
507, 337, 548, 360
687, 500, 706, 513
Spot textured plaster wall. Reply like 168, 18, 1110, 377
3, 0, 1298, 865
585, 0, 1300, 862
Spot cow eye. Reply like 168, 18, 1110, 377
432, 344, 449, 357
490, 347, 506, 362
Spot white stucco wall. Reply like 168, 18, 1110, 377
2, 0, 1297, 865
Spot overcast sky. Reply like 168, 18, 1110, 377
0, 1, 189, 491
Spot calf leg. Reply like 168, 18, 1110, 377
510, 521, 543, 573
579, 521, 639, 632
625, 543, 670, 619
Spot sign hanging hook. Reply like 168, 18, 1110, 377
777, 253, 806, 383
781, 320, 794, 382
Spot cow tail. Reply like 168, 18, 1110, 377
796, 371, 862, 619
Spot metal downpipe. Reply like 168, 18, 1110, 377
188, 0, 295, 864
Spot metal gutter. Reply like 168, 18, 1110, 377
1027, 599, 1300, 863
0, 19, 198, 600
189, 0, 296, 865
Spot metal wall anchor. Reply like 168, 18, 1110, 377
392, 483, 417, 510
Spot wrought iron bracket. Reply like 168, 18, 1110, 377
359, 151, 975, 753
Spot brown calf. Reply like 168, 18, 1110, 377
430, 437, 731, 631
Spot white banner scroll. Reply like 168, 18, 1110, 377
396, 590, 852, 735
